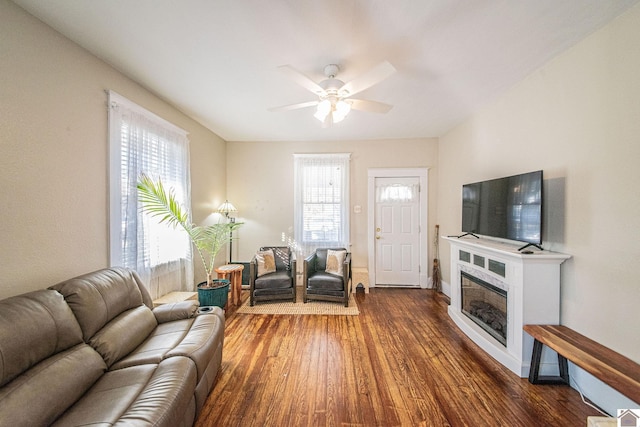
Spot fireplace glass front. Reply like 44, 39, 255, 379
460, 271, 507, 346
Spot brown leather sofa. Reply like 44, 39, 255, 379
0, 267, 224, 427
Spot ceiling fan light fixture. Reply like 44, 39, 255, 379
271, 61, 395, 124
332, 99, 351, 123
315, 98, 351, 123
314, 99, 332, 122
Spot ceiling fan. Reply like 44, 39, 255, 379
269, 61, 396, 125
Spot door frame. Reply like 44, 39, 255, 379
367, 168, 429, 289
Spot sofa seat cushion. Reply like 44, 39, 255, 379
255, 271, 293, 290
51, 356, 197, 427
307, 272, 345, 291
112, 311, 224, 384
166, 312, 225, 381
111, 317, 196, 370
112, 307, 225, 415
90, 305, 158, 368
0, 343, 106, 427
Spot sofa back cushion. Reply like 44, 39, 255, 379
50, 267, 151, 341
0, 289, 84, 387
50, 267, 159, 367
0, 343, 106, 427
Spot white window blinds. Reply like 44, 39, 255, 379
108, 91, 193, 299
293, 153, 350, 255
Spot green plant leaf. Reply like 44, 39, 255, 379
137, 173, 243, 284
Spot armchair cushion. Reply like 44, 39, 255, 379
307, 271, 345, 292
325, 249, 347, 276
255, 271, 294, 290
256, 249, 276, 277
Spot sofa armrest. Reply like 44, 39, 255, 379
153, 300, 199, 323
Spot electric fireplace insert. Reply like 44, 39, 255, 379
460, 271, 507, 346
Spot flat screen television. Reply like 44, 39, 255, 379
461, 170, 543, 250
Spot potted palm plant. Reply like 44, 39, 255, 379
137, 174, 243, 307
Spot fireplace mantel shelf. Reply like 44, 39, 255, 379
442, 236, 571, 377
442, 236, 570, 262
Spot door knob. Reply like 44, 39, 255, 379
376, 235, 380, 239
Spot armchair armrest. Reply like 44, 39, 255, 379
304, 253, 317, 275
249, 256, 258, 287
343, 252, 352, 284
291, 257, 297, 286
153, 300, 199, 323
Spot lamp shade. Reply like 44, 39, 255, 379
217, 200, 237, 217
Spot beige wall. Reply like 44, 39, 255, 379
0, 0, 227, 297
227, 139, 438, 268
438, 4, 640, 362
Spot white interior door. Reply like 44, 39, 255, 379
374, 177, 421, 285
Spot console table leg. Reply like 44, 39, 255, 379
529, 339, 543, 383
558, 354, 570, 384
528, 338, 570, 385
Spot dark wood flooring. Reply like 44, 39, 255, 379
195, 288, 600, 426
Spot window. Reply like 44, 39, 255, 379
108, 91, 192, 299
376, 182, 420, 203
293, 153, 350, 255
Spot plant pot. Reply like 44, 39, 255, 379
197, 279, 229, 308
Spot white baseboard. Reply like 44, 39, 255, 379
569, 363, 639, 416
441, 279, 451, 298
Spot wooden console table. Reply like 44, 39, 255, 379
524, 324, 640, 404
215, 264, 244, 306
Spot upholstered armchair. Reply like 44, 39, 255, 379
249, 246, 296, 306
303, 248, 351, 307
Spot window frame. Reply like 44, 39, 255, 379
107, 90, 192, 297
293, 153, 350, 253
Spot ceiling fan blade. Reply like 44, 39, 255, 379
349, 99, 393, 114
268, 100, 319, 112
340, 61, 396, 97
277, 65, 325, 95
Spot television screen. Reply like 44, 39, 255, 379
462, 170, 543, 245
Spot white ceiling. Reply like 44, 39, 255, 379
12, 0, 638, 142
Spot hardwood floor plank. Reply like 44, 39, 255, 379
196, 288, 601, 426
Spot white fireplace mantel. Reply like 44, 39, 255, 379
442, 236, 570, 377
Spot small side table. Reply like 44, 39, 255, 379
215, 264, 244, 307
351, 267, 370, 294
